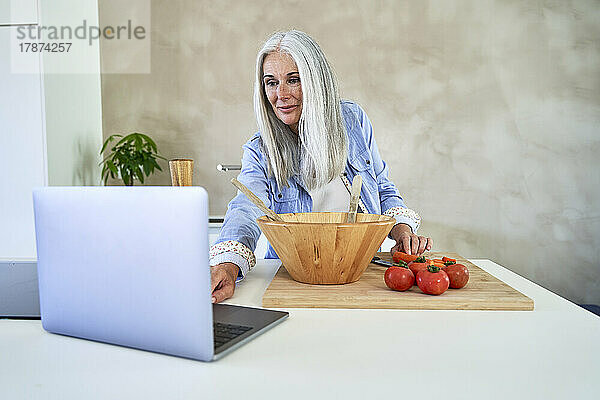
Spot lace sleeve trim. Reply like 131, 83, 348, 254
383, 206, 421, 232
209, 240, 256, 270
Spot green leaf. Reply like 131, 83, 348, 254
142, 159, 150, 176
151, 159, 163, 171
107, 160, 118, 175
138, 133, 157, 152
134, 135, 142, 151
100, 134, 122, 154
135, 167, 144, 183
115, 152, 126, 164
114, 134, 133, 148
120, 167, 130, 186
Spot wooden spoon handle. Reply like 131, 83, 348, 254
230, 178, 283, 222
347, 175, 362, 223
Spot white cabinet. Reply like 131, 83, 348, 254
0, 26, 45, 259
0, 0, 38, 25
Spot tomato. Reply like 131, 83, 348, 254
384, 263, 415, 291
442, 256, 456, 264
445, 263, 469, 289
407, 256, 429, 282
392, 251, 419, 264
416, 265, 450, 295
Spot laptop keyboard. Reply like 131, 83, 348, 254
213, 322, 252, 349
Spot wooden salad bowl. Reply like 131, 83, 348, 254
256, 212, 395, 284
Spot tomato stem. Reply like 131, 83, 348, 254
427, 265, 440, 273
395, 260, 408, 268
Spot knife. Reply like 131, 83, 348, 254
370, 256, 398, 268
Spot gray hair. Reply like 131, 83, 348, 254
253, 30, 348, 191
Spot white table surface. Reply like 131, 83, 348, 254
1, 259, 599, 400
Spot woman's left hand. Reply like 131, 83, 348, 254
389, 223, 432, 256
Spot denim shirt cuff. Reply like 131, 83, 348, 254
209, 252, 250, 282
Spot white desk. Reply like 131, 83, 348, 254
1, 259, 599, 400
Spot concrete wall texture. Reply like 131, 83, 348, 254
99, 0, 600, 304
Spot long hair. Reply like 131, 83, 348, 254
253, 30, 348, 191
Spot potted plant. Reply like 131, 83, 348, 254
100, 133, 166, 186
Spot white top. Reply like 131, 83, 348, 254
308, 176, 350, 212
1, 258, 599, 399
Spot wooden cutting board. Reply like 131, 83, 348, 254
262, 252, 534, 310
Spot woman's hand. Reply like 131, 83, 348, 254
389, 223, 432, 256
211, 263, 240, 303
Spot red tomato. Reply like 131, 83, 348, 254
392, 251, 419, 264
407, 256, 429, 282
416, 265, 450, 295
384, 265, 415, 291
445, 263, 469, 289
442, 256, 456, 263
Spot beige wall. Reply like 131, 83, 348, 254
99, 0, 600, 304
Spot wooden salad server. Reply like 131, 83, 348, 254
230, 178, 283, 222
347, 175, 362, 223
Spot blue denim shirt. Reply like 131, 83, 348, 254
211, 101, 420, 278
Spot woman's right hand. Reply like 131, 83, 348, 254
210, 262, 240, 303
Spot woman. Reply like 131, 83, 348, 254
210, 30, 431, 303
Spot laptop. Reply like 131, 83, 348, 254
32, 186, 288, 361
